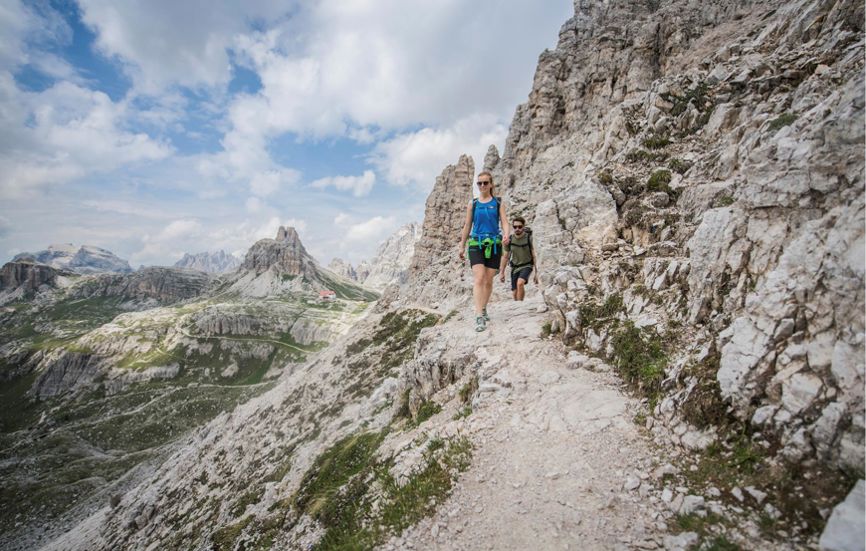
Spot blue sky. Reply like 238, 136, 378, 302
0, 0, 571, 267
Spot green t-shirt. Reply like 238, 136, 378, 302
505, 232, 533, 268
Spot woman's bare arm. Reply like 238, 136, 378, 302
458, 199, 473, 260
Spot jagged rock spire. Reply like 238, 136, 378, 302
483, 145, 500, 172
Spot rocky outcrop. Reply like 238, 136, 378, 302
69, 267, 212, 304
0, 261, 62, 293
174, 250, 241, 273
14, 244, 133, 274
405, 155, 475, 307
489, 0, 864, 475
241, 226, 317, 276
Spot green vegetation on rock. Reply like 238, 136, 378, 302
610, 321, 667, 405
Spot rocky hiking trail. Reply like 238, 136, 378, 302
387, 290, 672, 551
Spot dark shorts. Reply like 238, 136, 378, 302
468, 245, 502, 270
511, 266, 533, 290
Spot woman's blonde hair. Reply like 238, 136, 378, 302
477, 171, 495, 197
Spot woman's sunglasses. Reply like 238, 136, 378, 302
476, 181, 491, 187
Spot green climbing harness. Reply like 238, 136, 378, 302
468, 235, 502, 259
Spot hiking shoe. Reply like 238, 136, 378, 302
475, 316, 486, 332
482, 308, 490, 322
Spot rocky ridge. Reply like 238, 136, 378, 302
174, 250, 241, 273
14, 244, 133, 274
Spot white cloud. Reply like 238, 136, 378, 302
250, 168, 300, 197
245, 196, 264, 213
76, 0, 288, 93
345, 215, 396, 243
311, 170, 376, 197
372, 114, 508, 189
160, 219, 202, 240
0, 78, 172, 198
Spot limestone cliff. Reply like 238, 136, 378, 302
405, 154, 475, 307
490, 0, 864, 474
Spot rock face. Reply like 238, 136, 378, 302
362, 222, 421, 291
327, 223, 421, 291
819, 479, 865, 551
327, 258, 357, 281
240, 226, 317, 276
488, 0, 864, 474
14, 244, 133, 274
69, 267, 212, 304
174, 250, 241, 273
406, 155, 475, 307
0, 261, 62, 293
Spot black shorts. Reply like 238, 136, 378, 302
511, 266, 533, 290
468, 245, 502, 270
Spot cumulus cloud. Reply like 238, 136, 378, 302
0, 78, 172, 198
311, 170, 376, 197
344, 215, 397, 243
372, 114, 508, 189
76, 0, 287, 93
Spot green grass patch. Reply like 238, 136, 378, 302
668, 158, 693, 175
714, 194, 735, 207
609, 321, 667, 404
294, 431, 386, 518
229, 487, 265, 518
767, 112, 797, 132
578, 293, 623, 329
288, 431, 471, 550
211, 515, 253, 551
642, 134, 671, 149
597, 170, 614, 185
625, 149, 668, 164
646, 170, 673, 193
679, 348, 728, 430
458, 377, 478, 404
664, 81, 710, 117
413, 400, 442, 426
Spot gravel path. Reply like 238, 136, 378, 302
385, 290, 667, 551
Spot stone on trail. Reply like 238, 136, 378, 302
819, 481, 865, 551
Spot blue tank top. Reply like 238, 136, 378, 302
471, 197, 501, 239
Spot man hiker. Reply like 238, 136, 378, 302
499, 216, 538, 301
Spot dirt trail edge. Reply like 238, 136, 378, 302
384, 291, 667, 551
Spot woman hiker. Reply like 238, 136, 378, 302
499, 215, 538, 301
459, 171, 510, 332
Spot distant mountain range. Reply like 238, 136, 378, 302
13, 243, 133, 274
173, 250, 241, 273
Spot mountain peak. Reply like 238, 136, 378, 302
275, 226, 300, 243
